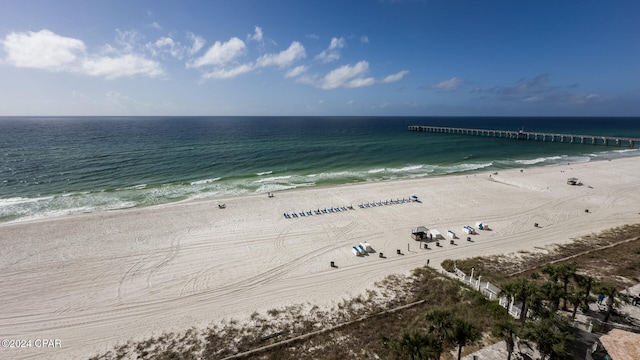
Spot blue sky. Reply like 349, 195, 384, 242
0, 0, 638, 116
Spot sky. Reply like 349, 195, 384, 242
0, 0, 639, 117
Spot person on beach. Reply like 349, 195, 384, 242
597, 293, 605, 305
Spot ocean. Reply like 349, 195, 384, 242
1, 116, 639, 223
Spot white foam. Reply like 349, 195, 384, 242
439, 162, 493, 174
612, 148, 640, 154
515, 157, 548, 165
256, 171, 273, 176
190, 177, 221, 185
0, 196, 54, 206
117, 184, 148, 190
254, 175, 292, 183
389, 165, 424, 173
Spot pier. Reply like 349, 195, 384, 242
408, 125, 639, 148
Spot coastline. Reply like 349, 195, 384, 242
1, 156, 640, 359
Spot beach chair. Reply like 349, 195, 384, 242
352, 246, 361, 256
358, 244, 366, 254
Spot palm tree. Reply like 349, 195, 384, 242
521, 318, 571, 360
451, 318, 480, 360
556, 263, 577, 311
541, 264, 560, 282
542, 263, 577, 311
382, 330, 441, 360
598, 284, 620, 323
425, 309, 453, 341
539, 281, 564, 315
425, 309, 453, 359
499, 281, 518, 315
493, 319, 518, 360
575, 274, 596, 313
507, 278, 538, 327
566, 286, 585, 320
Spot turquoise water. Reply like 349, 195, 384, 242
1, 116, 639, 223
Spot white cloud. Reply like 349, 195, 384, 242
382, 70, 409, 83
285, 65, 308, 78
202, 64, 254, 79
346, 77, 376, 88
187, 32, 206, 55
150, 22, 162, 30
523, 96, 543, 103
2, 29, 86, 71
191, 36, 304, 81
1, 29, 163, 79
115, 29, 145, 53
249, 26, 263, 42
256, 41, 305, 68
149, 36, 184, 59
81, 54, 164, 79
432, 77, 464, 92
302, 61, 408, 89
188, 37, 246, 68
360, 36, 369, 43
155, 37, 174, 47
315, 37, 345, 63
319, 60, 370, 89
329, 37, 345, 50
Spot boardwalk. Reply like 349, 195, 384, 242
409, 125, 640, 148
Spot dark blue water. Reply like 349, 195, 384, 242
1, 116, 639, 222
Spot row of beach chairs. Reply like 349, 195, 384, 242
283, 205, 354, 219
358, 198, 413, 208
445, 226, 477, 239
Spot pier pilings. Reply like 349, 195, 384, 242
408, 126, 639, 148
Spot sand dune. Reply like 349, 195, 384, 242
1, 157, 639, 359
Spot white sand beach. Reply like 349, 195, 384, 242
1, 157, 639, 359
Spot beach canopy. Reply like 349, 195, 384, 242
412, 226, 428, 234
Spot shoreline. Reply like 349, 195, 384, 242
3, 150, 639, 226
1, 157, 640, 359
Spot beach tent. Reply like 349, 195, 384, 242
428, 229, 442, 240
447, 230, 456, 239
352, 246, 361, 256
411, 226, 429, 240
